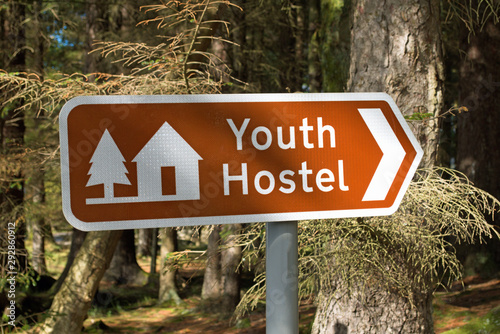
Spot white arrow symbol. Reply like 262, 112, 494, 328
358, 108, 406, 201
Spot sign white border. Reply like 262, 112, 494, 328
60, 93, 423, 231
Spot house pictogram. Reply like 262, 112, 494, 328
86, 122, 203, 205
132, 122, 203, 202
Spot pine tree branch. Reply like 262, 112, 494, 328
183, 0, 211, 94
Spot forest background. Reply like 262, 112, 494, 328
0, 0, 500, 333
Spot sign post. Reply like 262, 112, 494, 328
59, 93, 423, 333
266, 221, 299, 334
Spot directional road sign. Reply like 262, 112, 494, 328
59, 93, 423, 231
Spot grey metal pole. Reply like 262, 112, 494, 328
266, 221, 299, 334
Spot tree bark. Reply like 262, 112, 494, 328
291, 0, 307, 92
0, 0, 28, 278
103, 229, 148, 285
312, 0, 444, 332
158, 227, 181, 304
39, 230, 122, 334
31, 0, 44, 77
28, 0, 47, 275
52, 228, 87, 293
307, 0, 322, 92
30, 170, 47, 275
221, 223, 242, 313
31, 221, 46, 274
201, 225, 222, 301
84, 0, 99, 79
137, 229, 152, 257
312, 280, 433, 334
346, 0, 444, 169
150, 228, 158, 274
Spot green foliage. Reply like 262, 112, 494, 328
443, 306, 500, 333
405, 112, 434, 121
0, 4, 238, 331
319, 0, 350, 92
463, 251, 499, 278
236, 168, 500, 317
0, 1, 239, 118
1, 1, 499, 329
220, 0, 349, 93
234, 317, 251, 329
446, 0, 500, 37
307, 168, 499, 301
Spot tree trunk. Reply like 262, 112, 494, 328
39, 230, 122, 334
202, 225, 222, 301
456, 3, 500, 267
307, 0, 322, 93
84, 0, 99, 79
227, 0, 247, 86
312, 280, 433, 334
28, 0, 47, 275
103, 229, 148, 285
137, 229, 152, 257
220, 223, 242, 313
0, 0, 28, 277
291, 0, 307, 92
52, 228, 87, 293
346, 0, 444, 169
31, 0, 44, 76
456, 8, 500, 206
312, 0, 444, 332
32, 220, 46, 274
30, 170, 47, 275
150, 228, 158, 274
0, 111, 27, 277
158, 227, 181, 304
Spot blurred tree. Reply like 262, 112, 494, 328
27, 1, 235, 331
158, 227, 181, 304
0, 0, 29, 297
103, 230, 148, 285
137, 228, 153, 257
26, 0, 49, 276
39, 230, 122, 334
220, 223, 242, 313
455, 0, 500, 271
51, 228, 86, 294
202, 225, 222, 301
200, 224, 242, 313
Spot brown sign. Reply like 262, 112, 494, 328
59, 94, 422, 231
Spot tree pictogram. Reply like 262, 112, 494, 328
86, 129, 131, 199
